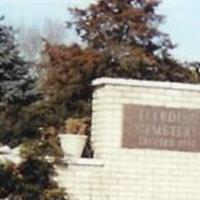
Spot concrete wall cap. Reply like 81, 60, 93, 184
62, 158, 104, 167
92, 77, 200, 92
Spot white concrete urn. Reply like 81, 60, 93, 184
59, 133, 87, 158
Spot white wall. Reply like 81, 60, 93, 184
57, 78, 200, 200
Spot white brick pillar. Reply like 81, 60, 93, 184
91, 79, 127, 159
91, 77, 200, 160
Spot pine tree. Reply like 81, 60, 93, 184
69, 0, 174, 62
68, 0, 197, 81
0, 18, 67, 199
0, 17, 37, 105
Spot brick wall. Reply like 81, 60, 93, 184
57, 78, 200, 200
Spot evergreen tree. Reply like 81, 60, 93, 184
0, 17, 37, 105
69, 0, 173, 63
0, 18, 67, 199
67, 0, 197, 81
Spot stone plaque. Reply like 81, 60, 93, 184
122, 104, 200, 152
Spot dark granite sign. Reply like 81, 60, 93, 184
122, 104, 200, 152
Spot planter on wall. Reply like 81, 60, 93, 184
59, 134, 87, 158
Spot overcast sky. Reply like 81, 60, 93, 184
1, 0, 200, 62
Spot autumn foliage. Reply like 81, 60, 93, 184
39, 0, 199, 120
